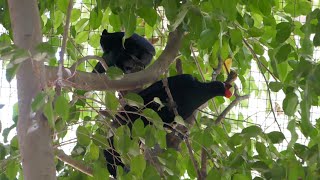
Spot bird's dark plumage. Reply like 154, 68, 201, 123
117, 74, 230, 125
103, 74, 232, 177
93, 29, 155, 74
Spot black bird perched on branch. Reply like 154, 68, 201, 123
103, 74, 233, 177
92, 29, 156, 74
117, 74, 232, 126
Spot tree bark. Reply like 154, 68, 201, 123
7, 0, 56, 179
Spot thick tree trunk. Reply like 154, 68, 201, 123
7, 0, 56, 179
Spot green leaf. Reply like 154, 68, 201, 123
230, 29, 243, 45
276, 22, 293, 43
244, 13, 254, 27
228, 133, 243, 147
241, 125, 262, 138
84, 141, 99, 161
75, 31, 89, 44
267, 131, 285, 144
282, 92, 298, 116
31, 92, 46, 112
88, 33, 100, 48
277, 62, 288, 81
170, 3, 191, 30
142, 108, 163, 129
71, 9, 81, 22
275, 44, 292, 63
252, 161, 269, 172
93, 163, 110, 179
132, 119, 145, 138
131, 155, 146, 176
269, 82, 283, 92
256, 141, 267, 157
258, 0, 272, 16
284, 0, 312, 17
105, 91, 119, 114
230, 154, 245, 168
188, 8, 204, 38
55, 118, 67, 139
2, 125, 15, 143
155, 129, 167, 149
288, 160, 305, 180
137, 7, 158, 27
313, 32, 320, 46
153, 97, 165, 110
199, 29, 218, 49
89, 7, 103, 30
106, 67, 124, 80
123, 92, 144, 108
75, 18, 89, 32
76, 126, 91, 146
300, 98, 313, 137
294, 143, 308, 160
92, 133, 109, 149
207, 169, 222, 180
120, 6, 136, 38
54, 95, 70, 121
43, 102, 55, 128
233, 174, 251, 180
145, 125, 156, 147
143, 165, 161, 180
54, 10, 64, 30
57, 0, 69, 14
5, 160, 19, 180
10, 136, 19, 150
248, 27, 265, 37
114, 126, 131, 154
6, 64, 20, 83
161, 0, 178, 22
252, 42, 264, 55
287, 120, 298, 148
109, 13, 121, 31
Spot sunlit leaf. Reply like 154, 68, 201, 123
76, 126, 91, 146
54, 95, 70, 121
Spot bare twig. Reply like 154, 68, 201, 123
57, 0, 73, 84
242, 39, 277, 80
242, 39, 281, 131
185, 138, 202, 179
162, 78, 179, 116
215, 84, 250, 124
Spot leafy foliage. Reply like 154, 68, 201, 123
1, 0, 320, 179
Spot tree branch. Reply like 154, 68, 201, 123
215, 84, 250, 124
56, 149, 93, 177
45, 28, 184, 91
200, 148, 207, 179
